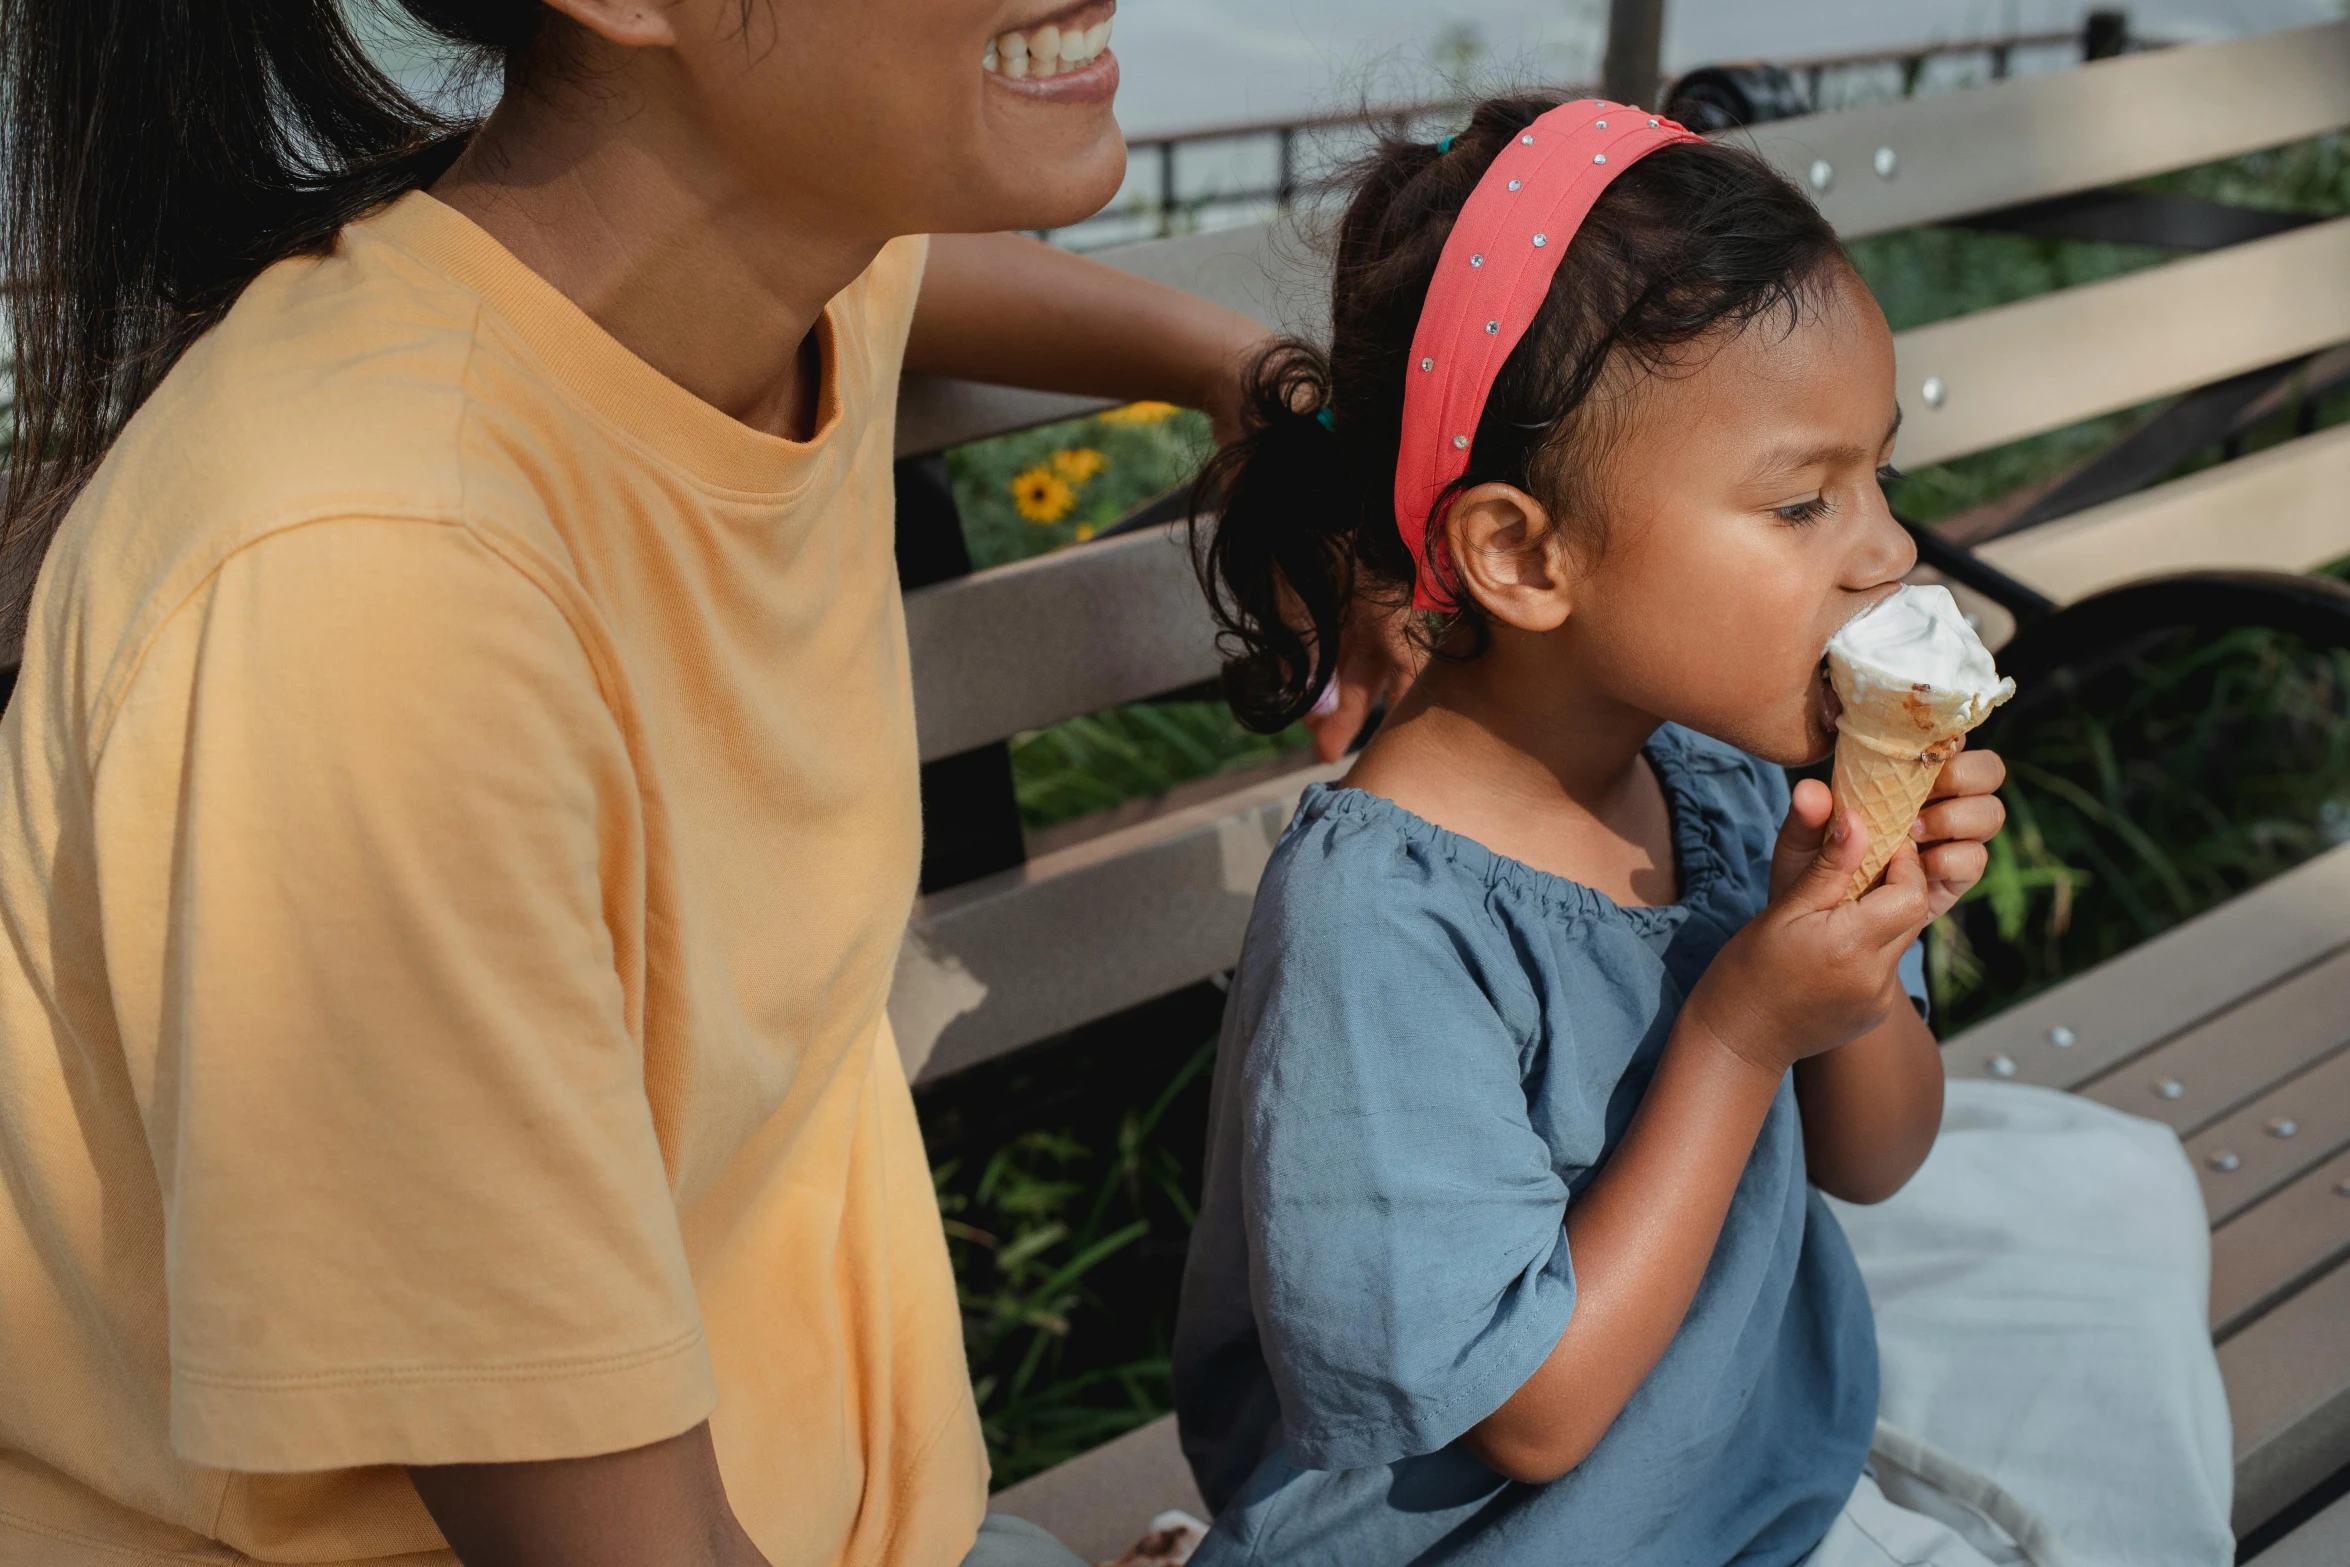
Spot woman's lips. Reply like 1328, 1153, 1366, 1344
989, 46, 1118, 105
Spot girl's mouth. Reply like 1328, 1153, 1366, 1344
985, 1, 1118, 104
1813, 662, 1844, 740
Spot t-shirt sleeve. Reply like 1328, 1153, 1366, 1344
89, 517, 714, 1473
1225, 855, 1575, 1471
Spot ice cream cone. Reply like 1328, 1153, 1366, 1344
1823, 585, 2017, 901
1830, 724, 1961, 901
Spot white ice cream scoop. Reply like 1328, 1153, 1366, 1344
1826, 583, 2016, 737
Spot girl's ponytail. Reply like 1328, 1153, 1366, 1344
1193, 341, 1355, 732
0, 0, 541, 656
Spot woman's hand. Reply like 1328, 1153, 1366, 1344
1687, 789, 1932, 1081
1305, 594, 1425, 762
1908, 745, 2006, 919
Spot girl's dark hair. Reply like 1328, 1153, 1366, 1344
0, 1, 554, 659
1194, 94, 1847, 732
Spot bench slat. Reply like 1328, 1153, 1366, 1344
991, 1415, 1205, 1565
2078, 943, 2350, 1137
1891, 217, 2350, 471
1974, 422, 2350, 604
2221, 1254, 2350, 1534
893, 759, 1344, 1083
1941, 843, 2350, 1091
2211, 1146, 2350, 1340
905, 522, 1214, 764
2186, 1045, 2350, 1226
1742, 22, 2350, 243
2253, 1487, 2350, 1567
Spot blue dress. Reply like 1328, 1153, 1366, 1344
1172, 725, 1905, 1566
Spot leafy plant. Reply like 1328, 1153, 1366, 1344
947, 403, 1214, 569
1011, 702, 1309, 832
933, 1037, 1219, 1484
1935, 606, 2350, 1028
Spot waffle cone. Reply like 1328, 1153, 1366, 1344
1830, 728, 1954, 901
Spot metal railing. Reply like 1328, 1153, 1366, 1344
1047, 20, 2145, 249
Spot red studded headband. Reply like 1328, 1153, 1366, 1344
1394, 101, 1702, 611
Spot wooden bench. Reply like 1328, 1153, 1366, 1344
893, 19, 2350, 1558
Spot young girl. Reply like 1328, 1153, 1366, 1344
1173, 97, 2233, 1567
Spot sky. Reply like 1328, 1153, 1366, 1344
1107, 0, 2347, 134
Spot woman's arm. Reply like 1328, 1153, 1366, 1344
410, 1424, 768, 1567
906, 232, 1268, 437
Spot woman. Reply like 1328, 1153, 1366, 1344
0, 3, 1270, 1565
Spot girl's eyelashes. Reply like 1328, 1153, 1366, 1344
1773, 493, 1830, 526
1876, 463, 1905, 490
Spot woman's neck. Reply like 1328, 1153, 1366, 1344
1345, 652, 1679, 906
431, 83, 885, 441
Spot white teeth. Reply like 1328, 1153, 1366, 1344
984, 40, 998, 71
991, 15, 1113, 79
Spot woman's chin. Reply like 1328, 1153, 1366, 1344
984, 146, 1128, 233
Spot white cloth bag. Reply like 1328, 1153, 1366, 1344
1807, 1079, 2235, 1567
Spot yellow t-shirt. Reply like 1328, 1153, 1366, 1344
0, 192, 985, 1566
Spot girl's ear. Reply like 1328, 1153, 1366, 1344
1442, 482, 1577, 633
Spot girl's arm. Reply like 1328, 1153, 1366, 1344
906, 232, 1268, 438
1792, 751, 2005, 1204
1464, 812, 1930, 1485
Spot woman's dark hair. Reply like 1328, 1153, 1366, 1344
0, 1, 555, 659
1193, 94, 1848, 732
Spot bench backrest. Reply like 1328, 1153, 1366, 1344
890, 20, 2350, 1083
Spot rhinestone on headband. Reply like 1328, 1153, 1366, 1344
1520, 134, 1535, 144
1485, 321, 1499, 333
1532, 233, 1547, 247
1453, 435, 1469, 448
1507, 180, 1522, 191
1593, 153, 1607, 165
1469, 254, 1483, 267
1420, 357, 1434, 371
1595, 120, 1608, 129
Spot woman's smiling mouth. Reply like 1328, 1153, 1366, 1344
986, 1, 1118, 102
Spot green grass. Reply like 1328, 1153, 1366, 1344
924, 130, 2350, 1488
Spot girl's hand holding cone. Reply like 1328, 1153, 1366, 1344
1682, 788, 1934, 1081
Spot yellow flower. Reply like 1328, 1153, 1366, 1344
1051, 447, 1107, 484
1096, 400, 1179, 426
1010, 465, 1076, 524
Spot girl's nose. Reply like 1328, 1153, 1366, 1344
1851, 485, 1918, 588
